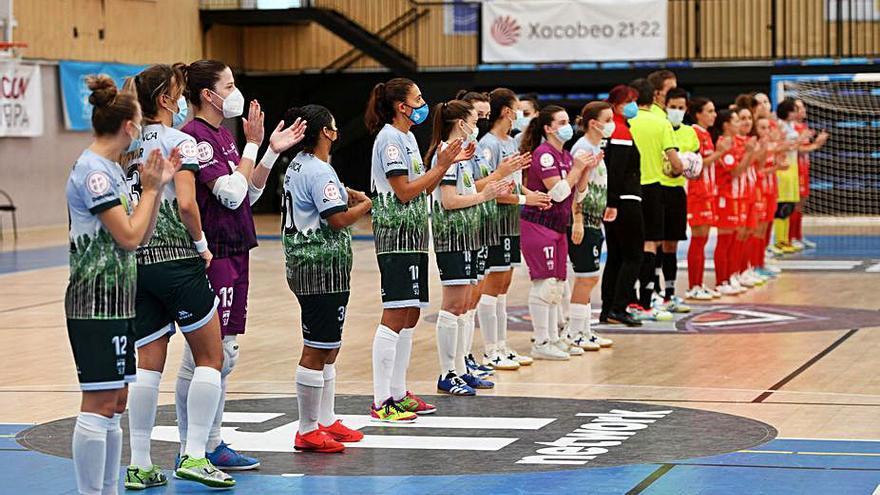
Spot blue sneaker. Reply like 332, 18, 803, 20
437, 374, 476, 396
755, 267, 777, 279
206, 441, 260, 471
461, 373, 494, 389
465, 354, 494, 377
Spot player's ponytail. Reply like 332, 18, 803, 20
86, 75, 139, 137
364, 77, 415, 134
424, 100, 473, 167
283, 104, 334, 156
519, 104, 564, 154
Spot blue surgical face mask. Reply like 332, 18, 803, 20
172, 96, 188, 129
623, 101, 639, 119
514, 109, 532, 132
464, 121, 478, 144
408, 103, 429, 125
126, 122, 143, 154
555, 123, 574, 142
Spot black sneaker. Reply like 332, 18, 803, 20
607, 310, 642, 327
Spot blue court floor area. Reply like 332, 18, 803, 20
3, 424, 879, 495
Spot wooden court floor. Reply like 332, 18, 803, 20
2, 215, 879, 445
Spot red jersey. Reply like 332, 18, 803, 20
716, 135, 747, 199
688, 125, 716, 199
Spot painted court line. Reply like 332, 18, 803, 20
741, 450, 880, 457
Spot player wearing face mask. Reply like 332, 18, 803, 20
176, 59, 306, 475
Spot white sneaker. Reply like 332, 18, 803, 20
487, 347, 520, 370
555, 337, 584, 356
568, 332, 600, 351
703, 284, 722, 298
501, 342, 533, 366
734, 273, 755, 288
718, 283, 739, 296
802, 238, 817, 249
764, 263, 782, 275
532, 340, 570, 361
687, 286, 713, 301
589, 331, 613, 348
791, 239, 805, 251
729, 275, 748, 292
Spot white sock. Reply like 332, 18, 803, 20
465, 310, 476, 358
435, 310, 458, 377
296, 365, 324, 434
371, 325, 399, 408
560, 280, 571, 323
175, 342, 196, 457
73, 412, 111, 495
570, 303, 590, 337
128, 369, 161, 470
454, 315, 468, 376
206, 376, 226, 453
477, 295, 498, 356
184, 366, 222, 459
390, 328, 413, 401
319, 364, 337, 426
528, 284, 550, 343
103, 413, 123, 495
496, 294, 508, 349
549, 302, 560, 341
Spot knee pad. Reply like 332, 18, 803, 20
529, 278, 561, 305
221, 336, 239, 378
177, 341, 196, 381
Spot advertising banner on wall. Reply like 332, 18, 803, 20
59, 60, 147, 131
481, 0, 668, 63
0, 61, 43, 137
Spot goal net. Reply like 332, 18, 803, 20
771, 73, 880, 217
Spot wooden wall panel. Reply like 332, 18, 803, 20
14, 0, 202, 64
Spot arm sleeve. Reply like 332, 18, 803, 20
378, 134, 409, 178
81, 168, 122, 214
440, 159, 458, 186
604, 146, 624, 208
194, 135, 231, 184
662, 121, 679, 152
174, 136, 201, 174
311, 172, 349, 219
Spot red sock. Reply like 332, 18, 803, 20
757, 236, 766, 268
750, 236, 763, 268
729, 237, 743, 276
790, 208, 803, 240
764, 224, 773, 249
715, 233, 733, 285
688, 236, 708, 289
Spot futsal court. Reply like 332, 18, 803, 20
2, 0, 880, 494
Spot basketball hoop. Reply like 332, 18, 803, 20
0, 41, 27, 60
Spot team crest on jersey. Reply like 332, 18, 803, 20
573, 149, 587, 158
85, 171, 111, 195
386, 144, 401, 161
323, 182, 341, 201
482, 148, 492, 162
179, 140, 198, 159
539, 153, 555, 169
723, 154, 735, 166
196, 142, 214, 163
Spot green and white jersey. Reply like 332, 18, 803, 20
470, 142, 500, 247
126, 124, 200, 265
282, 151, 352, 296
479, 131, 521, 238
65, 149, 136, 320
431, 142, 482, 253
570, 137, 608, 230
370, 123, 429, 255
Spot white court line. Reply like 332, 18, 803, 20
865, 263, 880, 273
872, 484, 880, 495
778, 437, 880, 443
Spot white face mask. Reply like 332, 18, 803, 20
464, 121, 479, 143
602, 121, 616, 138
211, 88, 245, 119
667, 108, 686, 127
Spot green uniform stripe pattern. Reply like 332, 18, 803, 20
284, 225, 353, 295
581, 182, 608, 230
66, 229, 136, 319
137, 199, 198, 265
372, 192, 429, 254
431, 199, 481, 252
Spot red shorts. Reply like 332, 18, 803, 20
715, 196, 741, 229
687, 194, 715, 227
798, 161, 810, 198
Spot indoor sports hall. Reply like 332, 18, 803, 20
1, 1, 879, 494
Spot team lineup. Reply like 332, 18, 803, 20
62, 60, 826, 494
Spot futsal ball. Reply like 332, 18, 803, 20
680, 151, 703, 179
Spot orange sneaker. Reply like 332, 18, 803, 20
294, 429, 345, 453
320, 419, 364, 443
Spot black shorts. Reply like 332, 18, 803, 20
436, 250, 477, 286
67, 318, 136, 391
474, 246, 489, 280
568, 227, 604, 276
642, 183, 687, 241
377, 252, 429, 309
296, 291, 350, 350
775, 202, 796, 219
487, 235, 521, 272
135, 257, 218, 348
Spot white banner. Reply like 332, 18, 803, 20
0, 61, 42, 137
482, 0, 668, 63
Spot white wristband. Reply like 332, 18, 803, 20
194, 232, 209, 253
242, 142, 259, 163
259, 147, 279, 169
518, 194, 527, 205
